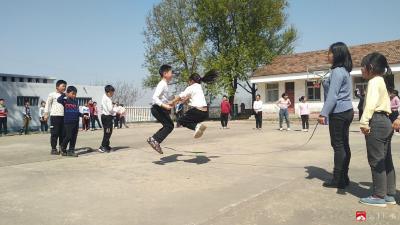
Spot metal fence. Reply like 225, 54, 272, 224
125, 106, 155, 122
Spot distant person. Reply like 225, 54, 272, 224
389, 90, 400, 135
81, 102, 90, 131
253, 94, 263, 130
113, 102, 120, 129
98, 85, 115, 153
39, 100, 48, 133
19, 100, 32, 135
0, 98, 8, 136
57, 86, 82, 157
90, 101, 102, 130
354, 88, 365, 121
220, 95, 231, 129
119, 104, 129, 128
276, 93, 291, 131
299, 96, 310, 132
44, 80, 67, 155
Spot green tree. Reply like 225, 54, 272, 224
196, 0, 297, 106
143, 0, 204, 89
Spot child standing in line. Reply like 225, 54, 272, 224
119, 104, 129, 128
19, 101, 31, 135
90, 101, 102, 130
299, 96, 310, 132
170, 70, 218, 137
389, 90, 400, 135
220, 95, 231, 129
98, 85, 115, 153
81, 102, 90, 131
253, 94, 263, 130
57, 86, 81, 157
0, 98, 8, 136
39, 101, 48, 133
359, 52, 396, 207
147, 65, 174, 154
113, 102, 120, 129
44, 80, 67, 155
354, 88, 365, 121
276, 93, 291, 131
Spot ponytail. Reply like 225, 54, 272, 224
189, 69, 219, 84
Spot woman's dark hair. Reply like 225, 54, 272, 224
159, 64, 172, 77
299, 96, 305, 102
223, 95, 227, 98
189, 69, 219, 84
281, 93, 287, 98
329, 42, 353, 72
392, 90, 399, 97
361, 52, 393, 89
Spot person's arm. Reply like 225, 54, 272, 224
44, 93, 52, 119
57, 93, 66, 105
287, 99, 291, 107
171, 86, 192, 106
152, 82, 172, 110
393, 97, 400, 109
360, 80, 379, 130
320, 70, 344, 117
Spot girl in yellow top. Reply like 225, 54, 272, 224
359, 52, 396, 207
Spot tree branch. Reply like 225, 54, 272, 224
238, 83, 252, 94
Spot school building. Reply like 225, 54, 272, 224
0, 73, 104, 131
250, 39, 400, 117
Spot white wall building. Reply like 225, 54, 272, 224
250, 40, 400, 117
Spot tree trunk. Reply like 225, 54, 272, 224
228, 77, 238, 117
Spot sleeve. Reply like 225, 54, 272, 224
44, 93, 52, 113
394, 97, 400, 109
104, 98, 114, 114
360, 80, 379, 128
179, 86, 193, 99
57, 94, 66, 105
320, 70, 344, 117
152, 82, 165, 106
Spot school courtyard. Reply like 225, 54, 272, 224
0, 120, 399, 225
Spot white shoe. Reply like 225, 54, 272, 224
279, 128, 283, 131
287, 128, 291, 131
304, 129, 308, 132
194, 123, 207, 138
394, 132, 400, 136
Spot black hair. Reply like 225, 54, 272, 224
41, 100, 46, 104
24, 100, 29, 104
299, 96, 305, 102
392, 90, 399, 97
256, 94, 261, 98
189, 69, 219, 84
120, 104, 124, 107
361, 52, 393, 89
105, 85, 115, 93
159, 64, 172, 77
93, 101, 97, 104
0, 98, 4, 101
281, 93, 287, 98
67, 86, 77, 93
56, 80, 67, 87
223, 95, 228, 98
329, 42, 353, 72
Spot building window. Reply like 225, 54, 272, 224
17, 96, 39, 106
28, 78, 32, 82
11, 77, 15, 82
1, 77, 6, 82
19, 78, 24, 82
306, 81, 321, 101
43, 79, 47, 83
36, 78, 40, 83
266, 83, 279, 102
353, 77, 368, 98
76, 97, 92, 106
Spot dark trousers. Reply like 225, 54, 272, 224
61, 122, 79, 150
358, 109, 364, 121
101, 115, 113, 147
91, 115, 102, 129
119, 116, 128, 128
389, 111, 399, 123
365, 113, 396, 197
175, 111, 184, 127
50, 116, 64, 150
20, 117, 30, 134
328, 109, 354, 182
279, 108, 290, 128
301, 115, 309, 129
178, 108, 208, 130
151, 105, 174, 143
0, 117, 7, 135
114, 115, 120, 128
40, 120, 48, 132
255, 111, 262, 128
220, 113, 229, 127
82, 113, 90, 130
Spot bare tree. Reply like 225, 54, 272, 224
111, 81, 141, 106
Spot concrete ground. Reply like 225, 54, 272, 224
0, 120, 399, 225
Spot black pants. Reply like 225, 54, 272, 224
101, 115, 113, 147
175, 111, 184, 127
328, 109, 354, 182
178, 108, 208, 130
365, 113, 396, 197
119, 116, 128, 128
389, 111, 399, 123
220, 113, 229, 127
301, 115, 309, 129
61, 122, 79, 150
40, 119, 48, 132
358, 109, 364, 121
114, 115, 120, 128
151, 105, 174, 143
91, 115, 102, 129
0, 117, 7, 135
255, 111, 262, 128
50, 116, 64, 150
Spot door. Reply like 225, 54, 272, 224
285, 82, 295, 113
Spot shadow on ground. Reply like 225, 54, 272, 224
153, 154, 219, 165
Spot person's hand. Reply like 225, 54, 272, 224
163, 104, 172, 110
44, 113, 49, 121
360, 127, 370, 135
318, 116, 325, 125
392, 119, 400, 130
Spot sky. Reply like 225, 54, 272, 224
0, 0, 399, 85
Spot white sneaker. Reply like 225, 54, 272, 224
304, 129, 308, 132
287, 128, 291, 131
279, 128, 283, 131
394, 132, 400, 136
194, 123, 207, 138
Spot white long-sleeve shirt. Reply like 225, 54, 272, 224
179, 83, 207, 108
44, 92, 64, 116
101, 94, 114, 116
253, 100, 263, 112
152, 79, 169, 106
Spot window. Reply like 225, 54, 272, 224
306, 81, 321, 101
266, 83, 279, 102
43, 79, 47, 83
19, 78, 24, 82
35, 78, 40, 83
11, 77, 15, 82
353, 77, 368, 99
17, 96, 39, 106
76, 97, 92, 106
1, 77, 6, 82
28, 78, 32, 82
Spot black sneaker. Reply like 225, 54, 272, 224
106, 146, 113, 152
146, 137, 163, 154
60, 149, 68, 156
66, 150, 78, 157
50, 149, 59, 155
98, 146, 107, 153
